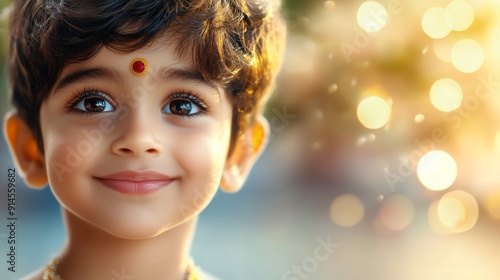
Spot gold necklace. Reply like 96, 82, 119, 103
43, 258, 198, 280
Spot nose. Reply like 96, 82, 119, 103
111, 112, 164, 157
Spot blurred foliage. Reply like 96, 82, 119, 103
0, 0, 9, 59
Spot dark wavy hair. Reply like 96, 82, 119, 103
8, 0, 286, 152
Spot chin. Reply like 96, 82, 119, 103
96, 213, 195, 240
99, 221, 171, 240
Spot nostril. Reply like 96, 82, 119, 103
119, 148, 134, 154
111, 137, 163, 157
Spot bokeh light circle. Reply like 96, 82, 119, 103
484, 192, 500, 220
433, 39, 454, 62
422, 7, 453, 39
417, 150, 457, 191
438, 190, 479, 233
446, 0, 474, 31
430, 78, 463, 112
357, 96, 391, 129
451, 39, 484, 73
414, 114, 425, 123
357, 1, 388, 33
428, 200, 453, 235
438, 196, 465, 228
379, 195, 414, 231
330, 194, 365, 227
324, 0, 336, 11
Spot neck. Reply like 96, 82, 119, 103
56, 209, 196, 280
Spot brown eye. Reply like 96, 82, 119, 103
84, 98, 107, 112
163, 99, 200, 115
73, 92, 115, 113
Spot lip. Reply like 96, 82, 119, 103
95, 170, 175, 195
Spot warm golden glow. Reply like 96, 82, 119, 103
446, 0, 474, 31
484, 192, 500, 220
428, 200, 453, 235
357, 96, 391, 129
414, 114, 425, 123
429, 78, 463, 112
438, 190, 479, 233
328, 83, 338, 93
357, 1, 388, 33
451, 39, 484, 73
417, 150, 457, 191
379, 195, 414, 231
422, 7, 452, 39
324, 0, 336, 10
438, 196, 466, 228
433, 39, 454, 62
495, 132, 500, 153
330, 194, 365, 227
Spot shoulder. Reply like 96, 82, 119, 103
20, 269, 44, 280
196, 267, 222, 280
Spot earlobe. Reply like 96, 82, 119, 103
220, 115, 269, 193
4, 112, 48, 189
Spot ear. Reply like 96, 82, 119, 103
4, 112, 48, 189
220, 115, 270, 193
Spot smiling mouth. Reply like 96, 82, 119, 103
95, 170, 175, 195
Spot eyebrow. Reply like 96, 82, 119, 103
157, 67, 219, 92
53, 66, 220, 96
53, 67, 121, 93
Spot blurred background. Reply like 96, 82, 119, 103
2, 0, 500, 279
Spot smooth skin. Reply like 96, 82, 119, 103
5, 39, 269, 280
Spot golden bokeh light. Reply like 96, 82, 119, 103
446, 0, 474, 31
357, 1, 388, 33
428, 200, 453, 235
429, 78, 463, 112
433, 39, 454, 62
357, 96, 391, 129
379, 195, 414, 231
438, 190, 479, 233
324, 0, 335, 11
417, 150, 457, 191
438, 196, 466, 228
414, 114, 425, 123
495, 131, 500, 153
421, 7, 452, 39
451, 39, 484, 73
484, 192, 500, 220
330, 194, 365, 227
328, 83, 338, 93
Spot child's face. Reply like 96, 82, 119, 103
38, 40, 233, 239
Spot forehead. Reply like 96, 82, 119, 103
68, 39, 189, 75
49, 39, 223, 101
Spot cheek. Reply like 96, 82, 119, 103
41, 116, 105, 195
174, 120, 231, 199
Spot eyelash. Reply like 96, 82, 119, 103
66, 88, 112, 115
165, 91, 209, 115
65, 88, 209, 117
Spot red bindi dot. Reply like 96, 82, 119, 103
133, 61, 145, 73
129, 58, 148, 77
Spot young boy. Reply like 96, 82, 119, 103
3, 0, 286, 279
